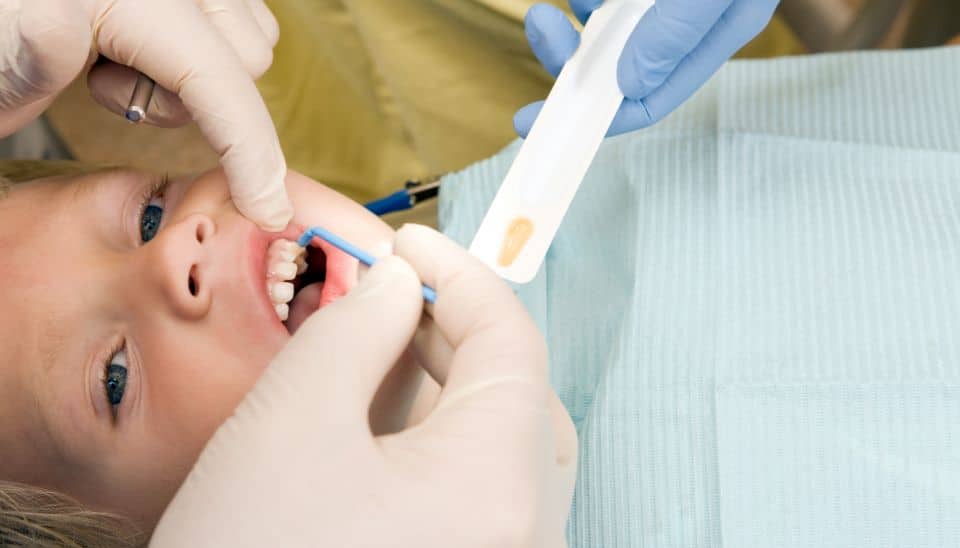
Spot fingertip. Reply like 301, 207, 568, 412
253, 174, 292, 231
394, 224, 447, 265
366, 227, 428, 289
524, 4, 548, 47
617, 28, 662, 100
256, 217, 291, 233
606, 99, 655, 136
250, 196, 293, 232
245, 39, 275, 80
617, 55, 649, 100
513, 101, 543, 138
393, 224, 465, 288
226, 147, 293, 231
525, 4, 580, 77
246, 0, 281, 47
513, 113, 528, 139
354, 255, 421, 301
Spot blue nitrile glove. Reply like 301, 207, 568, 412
514, 0, 779, 137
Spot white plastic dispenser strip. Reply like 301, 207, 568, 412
469, 0, 653, 283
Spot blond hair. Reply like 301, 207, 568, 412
1, 160, 145, 547
0, 481, 144, 547
0, 160, 119, 199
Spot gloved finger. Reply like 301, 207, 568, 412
413, 315, 577, 467
606, 98, 653, 135
411, 315, 452, 381
611, 0, 777, 133
617, 0, 733, 100
244, 0, 280, 47
93, 0, 292, 230
0, 0, 91, 135
392, 224, 548, 393
513, 100, 544, 138
266, 256, 423, 429
87, 0, 277, 125
568, 0, 602, 25
87, 62, 192, 127
198, 0, 275, 78
3, 0, 90, 102
525, 3, 580, 78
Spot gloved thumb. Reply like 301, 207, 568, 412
264, 255, 424, 431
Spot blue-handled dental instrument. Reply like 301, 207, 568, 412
364, 179, 441, 216
365, 190, 412, 216
297, 226, 437, 304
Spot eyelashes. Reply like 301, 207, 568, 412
137, 174, 170, 244
101, 338, 129, 422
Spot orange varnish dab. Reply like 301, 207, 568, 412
497, 217, 535, 267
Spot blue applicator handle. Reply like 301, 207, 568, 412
365, 190, 412, 216
298, 226, 437, 304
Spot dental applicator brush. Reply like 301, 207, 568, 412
297, 226, 437, 304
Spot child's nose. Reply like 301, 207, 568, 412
146, 213, 216, 319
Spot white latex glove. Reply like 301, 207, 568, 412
150, 224, 578, 547
0, 0, 291, 230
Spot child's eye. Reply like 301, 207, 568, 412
138, 175, 170, 244
140, 197, 164, 243
105, 347, 129, 408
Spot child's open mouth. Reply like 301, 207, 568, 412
265, 237, 358, 334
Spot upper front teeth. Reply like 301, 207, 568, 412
267, 239, 306, 322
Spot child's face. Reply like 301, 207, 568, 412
0, 167, 393, 528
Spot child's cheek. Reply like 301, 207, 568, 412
285, 171, 394, 250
